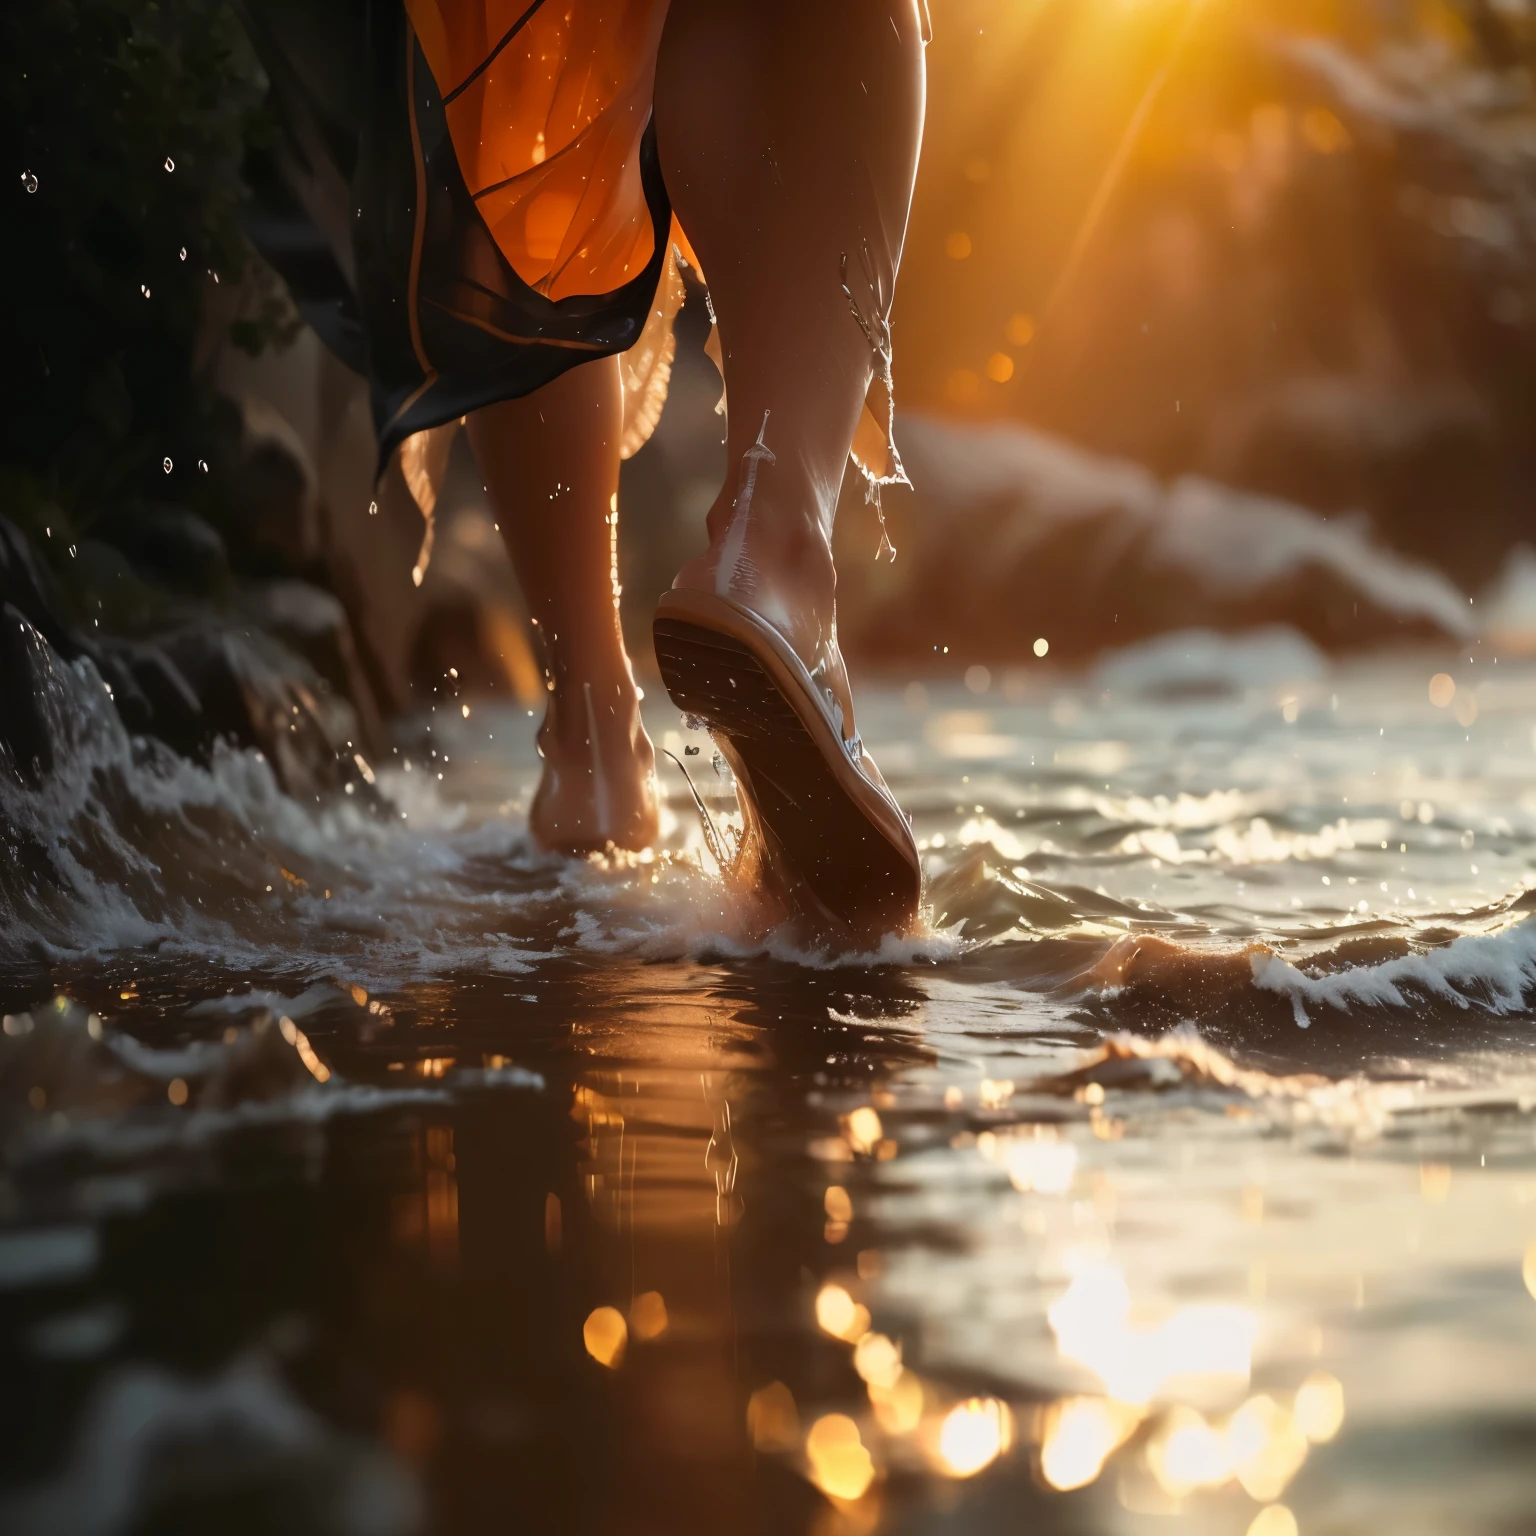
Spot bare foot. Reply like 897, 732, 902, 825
530, 672, 658, 854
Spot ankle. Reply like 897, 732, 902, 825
535, 627, 635, 700
540, 671, 643, 754
694, 491, 835, 598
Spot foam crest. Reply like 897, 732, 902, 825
1251, 918, 1536, 1023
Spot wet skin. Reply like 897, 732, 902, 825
469, 0, 928, 865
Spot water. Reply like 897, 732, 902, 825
4, 627, 1536, 1535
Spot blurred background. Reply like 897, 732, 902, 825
6, 0, 1536, 778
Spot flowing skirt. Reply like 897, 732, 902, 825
237, 0, 679, 468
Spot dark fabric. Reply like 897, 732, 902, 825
235, 1, 672, 470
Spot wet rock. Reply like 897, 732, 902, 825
145, 622, 377, 803
0, 512, 378, 804
0, 999, 331, 1147
834, 416, 1474, 666
94, 638, 204, 741
95, 505, 232, 596
70, 538, 172, 632
405, 506, 540, 702
239, 579, 384, 751
203, 392, 322, 574
0, 606, 54, 784
0, 519, 72, 655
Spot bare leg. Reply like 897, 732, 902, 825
654, 0, 927, 725
466, 357, 658, 853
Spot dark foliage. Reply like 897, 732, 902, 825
0, 0, 287, 605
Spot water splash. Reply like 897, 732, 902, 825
716, 410, 775, 599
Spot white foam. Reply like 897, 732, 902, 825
0, 632, 561, 982
0, 1353, 421, 1536
187, 984, 341, 1021
1251, 919, 1536, 1021
17, 1084, 455, 1165
0, 1227, 98, 1290
1096, 627, 1329, 699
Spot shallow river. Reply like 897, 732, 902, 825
3, 630, 1536, 1536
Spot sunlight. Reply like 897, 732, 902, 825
1048, 1258, 1255, 1406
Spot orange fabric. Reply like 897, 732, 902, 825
405, 0, 670, 302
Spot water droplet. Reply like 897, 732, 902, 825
162, 457, 173, 474
164, 156, 174, 173
20, 171, 37, 194
178, 246, 187, 261
368, 500, 378, 516
197, 459, 208, 473
141, 284, 151, 298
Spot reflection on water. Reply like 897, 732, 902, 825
4, 646, 1536, 1532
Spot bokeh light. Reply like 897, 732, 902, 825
1048, 1256, 1255, 1406
853, 1332, 903, 1391
748, 1381, 800, 1452
583, 1305, 627, 1368
1293, 1371, 1345, 1443
1248, 1506, 1300, 1536
937, 1397, 1011, 1478
806, 1414, 876, 1501
817, 1282, 872, 1342
1039, 1396, 1140, 1491
844, 1106, 884, 1155
629, 1290, 668, 1341
870, 1369, 924, 1435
